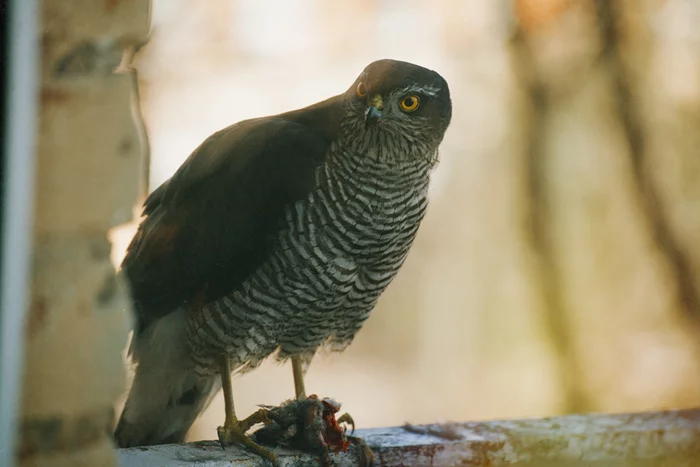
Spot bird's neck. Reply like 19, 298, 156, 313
325, 142, 434, 196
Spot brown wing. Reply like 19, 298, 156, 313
122, 97, 342, 334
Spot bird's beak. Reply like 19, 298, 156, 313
365, 94, 383, 129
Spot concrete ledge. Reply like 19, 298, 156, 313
117, 408, 700, 466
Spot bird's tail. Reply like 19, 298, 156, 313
114, 308, 220, 448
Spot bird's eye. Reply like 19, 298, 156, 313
400, 95, 420, 112
356, 82, 367, 98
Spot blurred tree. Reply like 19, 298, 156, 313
510, 0, 700, 413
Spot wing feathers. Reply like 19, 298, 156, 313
122, 97, 342, 334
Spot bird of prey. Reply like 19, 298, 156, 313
114, 59, 452, 462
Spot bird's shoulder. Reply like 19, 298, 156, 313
163, 96, 343, 205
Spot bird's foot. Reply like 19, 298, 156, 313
337, 412, 355, 435
346, 434, 375, 467
239, 407, 275, 433
252, 395, 374, 466
217, 409, 278, 466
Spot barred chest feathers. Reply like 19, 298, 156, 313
188, 148, 433, 373
265, 150, 433, 344
290, 149, 433, 270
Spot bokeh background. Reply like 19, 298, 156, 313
110, 0, 700, 441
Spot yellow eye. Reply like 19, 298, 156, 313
356, 82, 366, 97
400, 95, 420, 112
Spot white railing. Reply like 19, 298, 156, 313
0, 2, 40, 467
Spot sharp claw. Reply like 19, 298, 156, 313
320, 444, 332, 467
347, 435, 375, 467
216, 426, 226, 451
239, 408, 273, 432
265, 410, 286, 428
337, 412, 355, 435
217, 421, 278, 465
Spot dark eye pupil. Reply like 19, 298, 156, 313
404, 97, 414, 106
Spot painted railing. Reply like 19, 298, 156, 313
118, 409, 700, 466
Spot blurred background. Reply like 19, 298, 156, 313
109, 0, 700, 441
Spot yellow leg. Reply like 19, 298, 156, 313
220, 355, 237, 427
291, 356, 306, 399
217, 356, 278, 465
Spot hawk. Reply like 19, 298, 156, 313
114, 59, 452, 462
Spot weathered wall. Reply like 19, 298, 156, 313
18, 1, 149, 466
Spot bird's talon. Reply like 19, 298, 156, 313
347, 435, 375, 466
337, 412, 355, 435
239, 408, 274, 432
216, 426, 226, 451
320, 444, 332, 467
217, 422, 279, 466
265, 410, 287, 428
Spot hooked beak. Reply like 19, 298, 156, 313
365, 94, 383, 129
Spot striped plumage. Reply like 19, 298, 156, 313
115, 59, 451, 449
189, 138, 434, 374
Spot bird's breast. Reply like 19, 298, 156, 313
186, 162, 432, 369
307, 164, 429, 263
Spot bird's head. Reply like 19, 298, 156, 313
342, 59, 452, 164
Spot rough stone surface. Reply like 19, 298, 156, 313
117, 409, 700, 467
